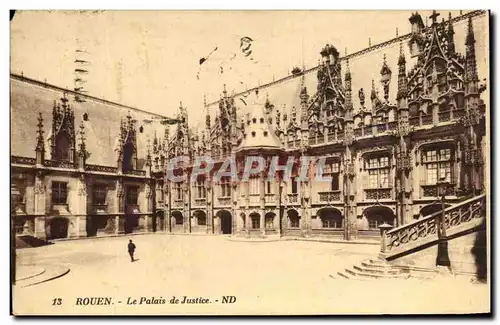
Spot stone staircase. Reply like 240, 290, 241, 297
334, 258, 411, 280
332, 194, 487, 281
15, 264, 70, 288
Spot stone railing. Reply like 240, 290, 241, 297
45, 160, 76, 169
217, 197, 232, 206
381, 194, 486, 256
287, 193, 299, 203
265, 193, 276, 203
438, 110, 452, 122
421, 182, 456, 197
421, 114, 433, 125
11, 156, 36, 165
248, 194, 260, 205
318, 191, 341, 202
364, 188, 392, 200
172, 199, 184, 208
124, 169, 146, 176
194, 198, 207, 206
86, 164, 118, 173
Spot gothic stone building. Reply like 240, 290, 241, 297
11, 74, 169, 240
11, 11, 488, 241
161, 11, 488, 239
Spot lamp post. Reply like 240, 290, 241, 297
436, 175, 451, 268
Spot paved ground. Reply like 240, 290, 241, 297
12, 234, 489, 315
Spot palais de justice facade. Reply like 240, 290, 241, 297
11, 11, 488, 241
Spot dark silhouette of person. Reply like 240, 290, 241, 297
128, 239, 136, 262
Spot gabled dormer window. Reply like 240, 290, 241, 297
54, 131, 72, 161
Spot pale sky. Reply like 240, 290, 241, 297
11, 10, 475, 126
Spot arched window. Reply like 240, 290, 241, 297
287, 210, 300, 228
54, 131, 71, 161
250, 213, 260, 229
122, 141, 135, 172
318, 208, 343, 229
265, 213, 275, 229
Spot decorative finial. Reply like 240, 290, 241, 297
430, 10, 440, 25
396, 27, 399, 37
35, 112, 45, 152
369, 38, 372, 47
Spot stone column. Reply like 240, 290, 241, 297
75, 175, 87, 237
34, 171, 47, 239
115, 179, 125, 235
206, 177, 213, 234
282, 181, 288, 234
260, 172, 265, 236
231, 182, 237, 234
183, 178, 190, 233
243, 179, 250, 236
166, 181, 172, 233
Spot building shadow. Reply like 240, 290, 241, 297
471, 218, 487, 282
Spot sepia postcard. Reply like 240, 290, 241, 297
10, 9, 491, 316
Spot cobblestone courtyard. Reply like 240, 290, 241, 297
13, 235, 489, 315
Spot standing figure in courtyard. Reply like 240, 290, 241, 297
128, 239, 136, 262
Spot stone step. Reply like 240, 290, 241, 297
345, 268, 410, 279
362, 260, 392, 268
353, 265, 401, 275
369, 258, 390, 266
16, 265, 70, 288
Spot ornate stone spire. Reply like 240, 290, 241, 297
396, 42, 408, 102
465, 16, 478, 83
153, 130, 158, 154
35, 112, 45, 153
344, 59, 353, 121
370, 79, 377, 101
77, 121, 87, 158
380, 54, 392, 101
146, 136, 152, 167
447, 12, 455, 55
204, 94, 211, 130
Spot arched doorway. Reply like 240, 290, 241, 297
193, 210, 207, 226
49, 217, 69, 239
264, 212, 276, 230
124, 215, 139, 234
287, 209, 300, 229
363, 206, 395, 230
86, 216, 110, 237
171, 211, 183, 228
317, 207, 343, 229
154, 210, 165, 232
218, 210, 232, 234
420, 203, 451, 218
249, 212, 260, 230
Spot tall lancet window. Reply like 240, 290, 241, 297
122, 141, 135, 172
54, 131, 72, 161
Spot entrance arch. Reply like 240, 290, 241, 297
264, 212, 276, 230
249, 212, 260, 230
193, 210, 207, 226
287, 209, 300, 228
363, 205, 395, 230
317, 207, 343, 229
155, 210, 165, 232
49, 217, 69, 239
217, 210, 233, 234
171, 211, 183, 227
420, 203, 451, 218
